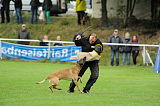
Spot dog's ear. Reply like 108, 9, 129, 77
83, 56, 87, 61
77, 58, 82, 64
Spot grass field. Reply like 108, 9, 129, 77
0, 61, 160, 106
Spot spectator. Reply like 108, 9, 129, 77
68, 33, 103, 93
42, 0, 52, 24
108, 29, 123, 66
122, 32, 132, 65
17, 24, 30, 45
130, 35, 140, 65
30, 0, 41, 24
12, 0, 23, 24
53, 36, 63, 46
39, 35, 49, 46
1, 0, 11, 23
75, 0, 86, 25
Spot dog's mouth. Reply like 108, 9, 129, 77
80, 63, 85, 67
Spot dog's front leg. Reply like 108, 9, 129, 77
78, 76, 83, 83
73, 79, 83, 93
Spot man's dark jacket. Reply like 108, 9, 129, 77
42, 0, 52, 11
74, 36, 103, 55
1, 0, 11, 10
18, 30, 30, 45
108, 35, 122, 51
13, 0, 22, 9
40, 42, 48, 46
30, 0, 41, 10
122, 37, 132, 53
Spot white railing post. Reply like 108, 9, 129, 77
143, 46, 146, 65
47, 42, 51, 59
0, 40, 2, 60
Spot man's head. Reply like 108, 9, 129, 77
22, 24, 26, 31
43, 35, 49, 40
89, 33, 97, 44
56, 36, 61, 41
125, 32, 130, 38
113, 29, 119, 36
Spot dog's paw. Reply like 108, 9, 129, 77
57, 88, 62, 90
80, 91, 84, 94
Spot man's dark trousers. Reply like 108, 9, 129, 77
111, 50, 119, 66
77, 11, 85, 25
1, 6, 10, 23
69, 60, 99, 92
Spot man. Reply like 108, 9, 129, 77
122, 32, 131, 65
17, 24, 30, 45
68, 33, 103, 93
76, 0, 86, 25
53, 36, 63, 46
42, 0, 52, 24
1, 0, 11, 23
39, 35, 49, 46
30, 0, 41, 24
12, 0, 23, 24
108, 29, 122, 66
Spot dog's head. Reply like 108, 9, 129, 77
77, 57, 86, 67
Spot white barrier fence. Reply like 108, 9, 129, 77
0, 38, 159, 66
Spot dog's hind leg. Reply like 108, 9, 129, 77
52, 85, 62, 90
51, 78, 62, 91
49, 84, 62, 93
49, 85, 54, 93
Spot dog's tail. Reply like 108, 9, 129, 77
36, 79, 46, 84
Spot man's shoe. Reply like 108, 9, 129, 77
67, 90, 74, 93
83, 90, 90, 94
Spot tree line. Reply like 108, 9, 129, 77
101, 0, 160, 28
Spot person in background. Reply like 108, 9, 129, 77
17, 24, 30, 45
30, 0, 41, 24
108, 29, 123, 66
130, 35, 140, 65
75, 0, 86, 25
122, 32, 132, 65
12, 0, 23, 24
42, 0, 52, 24
39, 35, 49, 46
0, 0, 11, 23
53, 36, 63, 46
68, 33, 103, 93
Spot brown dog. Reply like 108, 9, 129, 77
36, 57, 86, 93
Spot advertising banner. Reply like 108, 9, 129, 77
0, 42, 81, 62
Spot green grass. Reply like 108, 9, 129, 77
0, 61, 160, 106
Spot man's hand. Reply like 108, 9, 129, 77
76, 35, 82, 40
